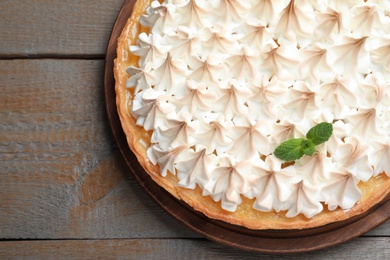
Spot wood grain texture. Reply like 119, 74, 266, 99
0, 0, 125, 57
0, 238, 389, 259
0, 59, 198, 239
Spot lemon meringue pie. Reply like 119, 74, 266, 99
114, 0, 390, 229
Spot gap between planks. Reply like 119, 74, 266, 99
0, 54, 105, 60
0, 237, 389, 259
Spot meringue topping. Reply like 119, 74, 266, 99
127, 0, 390, 217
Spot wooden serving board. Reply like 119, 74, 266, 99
104, 0, 390, 254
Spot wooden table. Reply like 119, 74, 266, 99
0, 1, 389, 258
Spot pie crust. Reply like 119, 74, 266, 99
114, 0, 390, 230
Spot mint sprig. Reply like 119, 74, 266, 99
273, 122, 333, 162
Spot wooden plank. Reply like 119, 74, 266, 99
0, 238, 389, 259
0, 59, 198, 239
0, 0, 125, 57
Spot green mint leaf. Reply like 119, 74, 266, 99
300, 139, 316, 156
306, 122, 333, 145
273, 122, 333, 162
274, 138, 306, 162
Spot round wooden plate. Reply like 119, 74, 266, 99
104, 0, 390, 254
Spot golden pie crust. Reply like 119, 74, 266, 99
114, 0, 390, 230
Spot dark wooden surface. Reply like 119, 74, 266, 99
0, 1, 389, 258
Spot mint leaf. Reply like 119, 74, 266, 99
274, 138, 306, 162
301, 139, 316, 156
306, 122, 333, 145
273, 122, 333, 162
